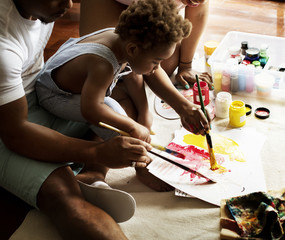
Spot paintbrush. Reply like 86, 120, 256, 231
98, 122, 186, 159
148, 150, 216, 182
195, 75, 219, 170
98, 122, 215, 182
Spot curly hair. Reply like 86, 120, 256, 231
115, 0, 192, 50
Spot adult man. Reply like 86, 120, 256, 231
0, 0, 151, 239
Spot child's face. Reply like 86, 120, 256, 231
129, 43, 176, 75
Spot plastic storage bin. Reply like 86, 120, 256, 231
208, 31, 285, 101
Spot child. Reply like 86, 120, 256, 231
36, 0, 210, 144
80, 0, 212, 89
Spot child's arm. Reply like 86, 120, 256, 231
120, 72, 153, 131
144, 65, 210, 135
80, 58, 151, 142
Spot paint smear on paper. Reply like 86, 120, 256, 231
182, 133, 245, 162
167, 142, 229, 178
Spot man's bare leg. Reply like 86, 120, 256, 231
37, 166, 127, 240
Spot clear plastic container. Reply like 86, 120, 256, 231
208, 31, 285, 100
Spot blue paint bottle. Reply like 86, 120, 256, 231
238, 64, 247, 91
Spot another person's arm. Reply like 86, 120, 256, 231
0, 96, 151, 168
79, 0, 127, 36
176, 1, 213, 88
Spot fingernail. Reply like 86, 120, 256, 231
185, 84, 190, 89
211, 86, 214, 90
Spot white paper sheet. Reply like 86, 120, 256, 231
147, 127, 267, 206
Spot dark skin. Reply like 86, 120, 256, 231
0, 0, 152, 239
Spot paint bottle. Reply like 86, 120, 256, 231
229, 100, 246, 128
245, 64, 255, 93
259, 44, 269, 68
238, 64, 247, 91
212, 62, 223, 95
204, 41, 219, 73
228, 46, 242, 63
193, 81, 209, 106
230, 63, 239, 92
244, 48, 260, 63
241, 41, 248, 56
215, 91, 232, 119
222, 59, 236, 92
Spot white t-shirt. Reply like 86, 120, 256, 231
0, 0, 53, 106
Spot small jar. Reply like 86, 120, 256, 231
215, 92, 232, 119
193, 81, 210, 106
204, 41, 219, 73
241, 41, 248, 55
229, 100, 246, 127
244, 48, 260, 63
228, 46, 242, 63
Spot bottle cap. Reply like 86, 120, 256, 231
245, 104, 252, 115
255, 107, 270, 119
241, 41, 248, 48
228, 46, 241, 55
252, 61, 261, 67
246, 48, 260, 58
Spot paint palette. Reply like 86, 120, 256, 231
154, 88, 194, 119
154, 88, 216, 120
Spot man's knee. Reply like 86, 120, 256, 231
37, 166, 82, 211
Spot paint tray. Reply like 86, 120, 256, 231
208, 31, 285, 101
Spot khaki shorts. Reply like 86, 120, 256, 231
0, 91, 89, 208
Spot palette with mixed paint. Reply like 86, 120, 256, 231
147, 127, 266, 206
154, 88, 215, 120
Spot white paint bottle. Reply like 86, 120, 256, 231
215, 91, 232, 119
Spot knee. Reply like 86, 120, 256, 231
37, 166, 82, 212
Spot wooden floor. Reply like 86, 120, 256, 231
45, 0, 285, 60
1, 0, 284, 239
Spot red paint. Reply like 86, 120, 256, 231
255, 110, 268, 116
167, 142, 226, 181
193, 81, 210, 106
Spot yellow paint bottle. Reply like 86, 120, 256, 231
204, 41, 219, 73
229, 100, 246, 127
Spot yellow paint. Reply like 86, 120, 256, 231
183, 133, 245, 162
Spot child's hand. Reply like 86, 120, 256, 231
179, 103, 210, 135
129, 122, 151, 143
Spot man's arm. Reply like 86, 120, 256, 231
0, 96, 152, 168
0, 96, 96, 163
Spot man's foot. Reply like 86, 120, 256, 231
77, 180, 136, 223
135, 167, 174, 192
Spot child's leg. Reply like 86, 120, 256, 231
111, 74, 153, 130
36, 82, 126, 140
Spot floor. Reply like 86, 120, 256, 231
1, 0, 285, 239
